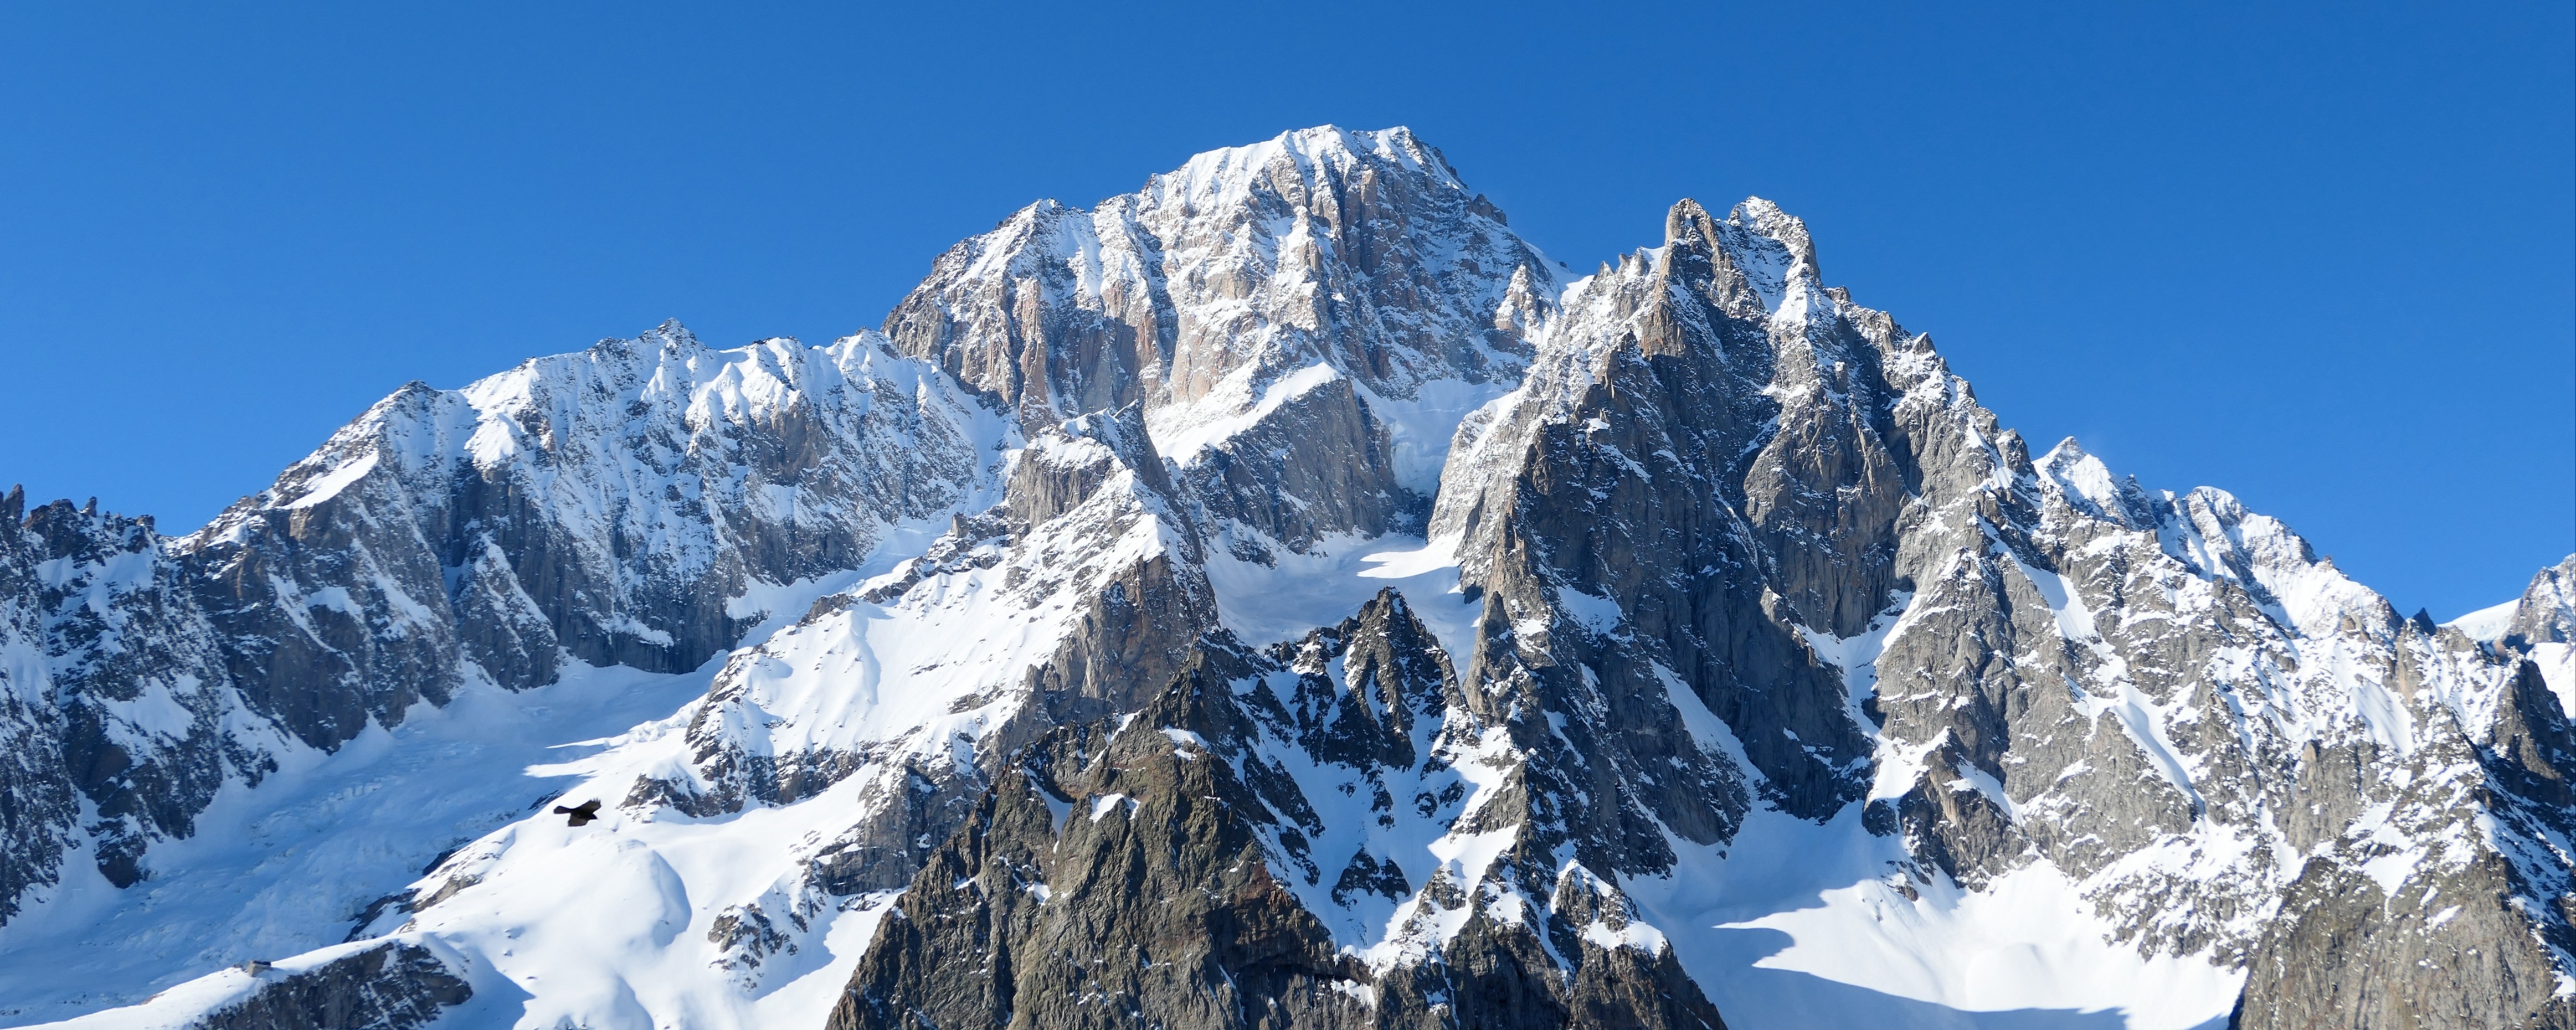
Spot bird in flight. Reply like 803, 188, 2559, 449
553, 799, 602, 827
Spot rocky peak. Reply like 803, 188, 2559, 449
882, 125, 1560, 550
2506, 554, 2576, 647
2034, 435, 2161, 528
1652, 196, 1811, 323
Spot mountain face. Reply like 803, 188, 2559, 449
0, 126, 2568, 1030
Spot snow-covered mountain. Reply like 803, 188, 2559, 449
1, 126, 2568, 1030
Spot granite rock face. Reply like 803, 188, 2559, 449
4, 126, 2570, 1030
179, 324, 1000, 706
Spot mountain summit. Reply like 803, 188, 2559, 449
0, 127, 2567, 1030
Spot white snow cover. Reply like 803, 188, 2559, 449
2451, 557, 2576, 715
1633, 809, 2239, 1029
2, 575, 944, 1029
678, 418, 1185, 782
2448, 599, 2520, 642
1157, 361, 1344, 465
372, 701, 911, 1030
1202, 531, 1479, 657
0, 662, 746, 1024
2535, 643, 2576, 718
1688, 595, 2247, 1028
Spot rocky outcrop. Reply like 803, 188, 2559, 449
2232, 656, 2576, 1029
181, 323, 1000, 715
22, 497, 275, 890
2235, 845, 2569, 1030
0, 488, 299, 906
1433, 198, 1883, 827
1423, 188, 2576, 1024
826, 168, 2576, 1027
619, 128, 1579, 937
186, 941, 470, 1030
830, 652, 1382, 1030
833, 603, 1727, 1030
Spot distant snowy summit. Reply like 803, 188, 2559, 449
1, 126, 2570, 1030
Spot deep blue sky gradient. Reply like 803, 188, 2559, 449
2, 2, 2568, 617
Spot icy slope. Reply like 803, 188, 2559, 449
0, 661, 714, 1024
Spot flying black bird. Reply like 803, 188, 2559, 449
553, 799, 602, 827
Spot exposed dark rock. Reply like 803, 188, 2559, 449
832, 632, 1727, 1030
183, 941, 469, 1030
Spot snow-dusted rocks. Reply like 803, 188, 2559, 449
637, 404, 1215, 892
832, 597, 1729, 1030
0, 491, 290, 915
184, 320, 1002, 708
2, 126, 2570, 1030
85, 939, 473, 1030
886, 126, 1559, 553
0, 489, 89, 925
0, 325, 1008, 1021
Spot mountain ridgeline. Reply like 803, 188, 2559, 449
1, 127, 2568, 1030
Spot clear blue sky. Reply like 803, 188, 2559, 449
2, 2, 2567, 618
